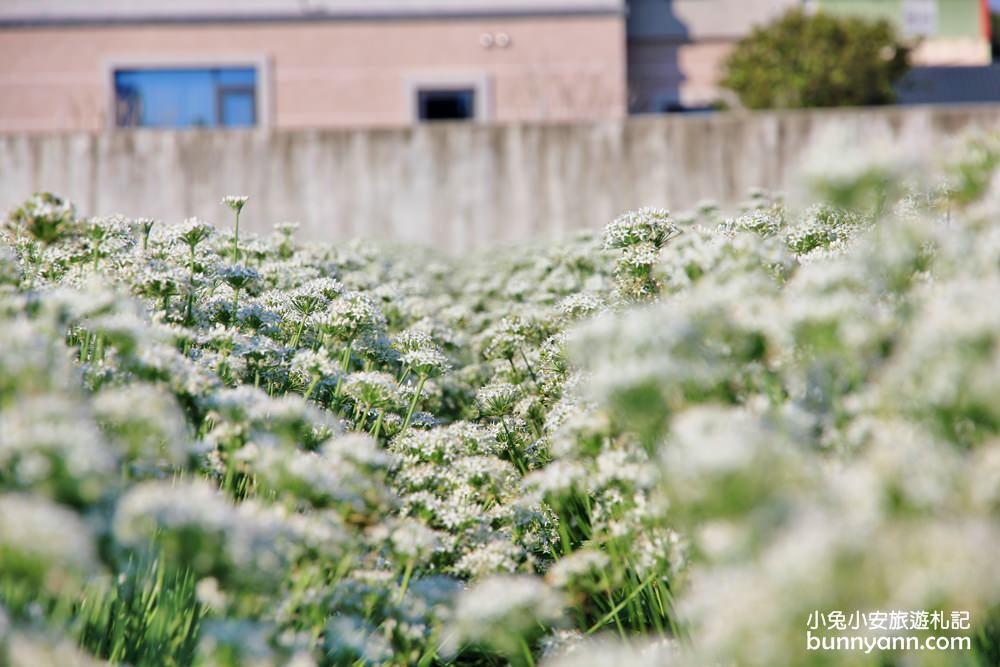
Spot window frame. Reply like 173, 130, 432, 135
406, 73, 492, 124
104, 55, 272, 129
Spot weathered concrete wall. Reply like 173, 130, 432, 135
3, 105, 1000, 252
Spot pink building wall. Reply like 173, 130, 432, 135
0, 16, 626, 133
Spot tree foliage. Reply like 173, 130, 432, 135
721, 9, 910, 110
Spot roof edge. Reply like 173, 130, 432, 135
0, 7, 625, 28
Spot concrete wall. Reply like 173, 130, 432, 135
2, 104, 1000, 252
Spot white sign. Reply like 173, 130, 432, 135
902, 0, 938, 36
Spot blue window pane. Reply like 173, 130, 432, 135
113, 67, 257, 129
220, 90, 256, 127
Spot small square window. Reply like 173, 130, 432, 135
417, 89, 476, 122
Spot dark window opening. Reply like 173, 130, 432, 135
417, 89, 475, 122
113, 67, 257, 129
659, 99, 717, 115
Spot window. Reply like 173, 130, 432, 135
113, 67, 257, 128
407, 75, 489, 124
417, 89, 476, 122
656, 95, 716, 115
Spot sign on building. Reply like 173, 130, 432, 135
902, 0, 938, 36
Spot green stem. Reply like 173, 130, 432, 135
519, 349, 537, 383
186, 248, 197, 324
599, 571, 628, 640
500, 418, 513, 445
356, 402, 371, 431
333, 339, 353, 399
304, 375, 320, 401
232, 210, 240, 263
501, 419, 526, 475
370, 411, 384, 440
586, 571, 659, 635
291, 317, 306, 348
401, 375, 428, 434
518, 637, 536, 667
231, 287, 240, 323
396, 559, 415, 604
416, 628, 441, 667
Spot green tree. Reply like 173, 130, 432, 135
721, 9, 910, 110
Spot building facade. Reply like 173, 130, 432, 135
0, 0, 627, 132
0, 0, 994, 133
816, 0, 991, 65
626, 0, 799, 113
627, 0, 992, 114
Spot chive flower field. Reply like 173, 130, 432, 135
3, 131, 1000, 666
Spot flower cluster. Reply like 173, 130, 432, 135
3, 128, 1000, 667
